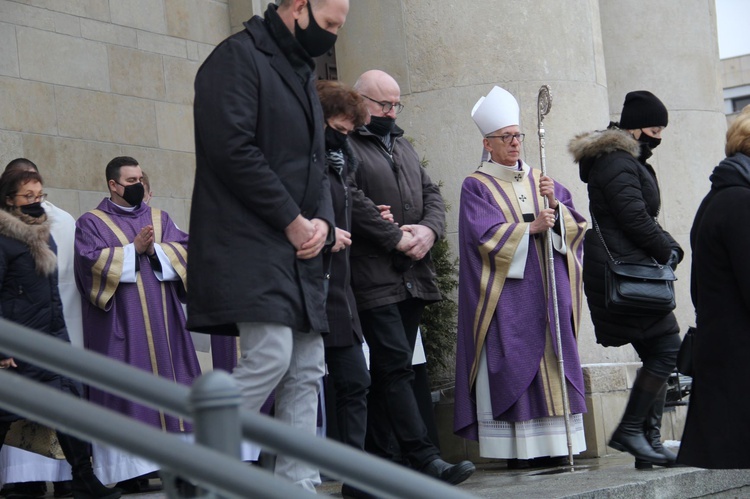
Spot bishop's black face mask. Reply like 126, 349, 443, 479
20, 202, 45, 218
115, 181, 145, 207
295, 1, 337, 58
366, 116, 396, 137
325, 125, 348, 151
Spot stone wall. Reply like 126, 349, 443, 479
0, 0, 232, 230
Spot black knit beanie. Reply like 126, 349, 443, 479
619, 90, 668, 129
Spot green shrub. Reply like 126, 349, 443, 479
421, 231, 458, 389
417, 154, 459, 390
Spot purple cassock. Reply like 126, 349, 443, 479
74, 199, 200, 432
454, 162, 588, 441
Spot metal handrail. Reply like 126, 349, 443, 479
0, 368, 310, 499
0, 319, 476, 499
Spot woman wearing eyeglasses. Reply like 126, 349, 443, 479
0, 168, 122, 499
569, 91, 683, 469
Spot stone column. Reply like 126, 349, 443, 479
228, 0, 265, 33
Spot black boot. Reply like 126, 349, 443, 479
634, 383, 678, 469
56, 432, 122, 499
609, 369, 669, 465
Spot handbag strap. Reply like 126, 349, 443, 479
591, 212, 661, 266
591, 213, 617, 262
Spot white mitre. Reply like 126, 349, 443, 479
471, 86, 520, 162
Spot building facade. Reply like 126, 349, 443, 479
722, 53, 750, 123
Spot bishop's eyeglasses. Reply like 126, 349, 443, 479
485, 133, 525, 144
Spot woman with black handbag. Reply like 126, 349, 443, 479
569, 91, 683, 468
678, 105, 750, 469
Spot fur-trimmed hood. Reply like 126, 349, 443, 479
568, 128, 642, 183
0, 209, 56, 275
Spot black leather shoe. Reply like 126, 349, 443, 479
421, 458, 475, 485
114, 477, 150, 495
53, 480, 73, 498
341, 483, 379, 499
4, 481, 47, 499
506, 458, 530, 470
530, 456, 570, 468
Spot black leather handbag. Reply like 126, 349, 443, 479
604, 260, 677, 315
593, 215, 677, 316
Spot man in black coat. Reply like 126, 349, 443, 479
188, 0, 348, 491
348, 69, 475, 486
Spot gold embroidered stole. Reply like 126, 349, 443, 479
467, 163, 533, 387
467, 163, 586, 413
88, 208, 183, 431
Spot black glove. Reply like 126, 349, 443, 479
667, 249, 680, 271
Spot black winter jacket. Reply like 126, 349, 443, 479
0, 210, 79, 422
348, 126, 445, 311
323, 146, 363, 348
678, 152, 750, 468
187, 6, 334, 335
569, 128, 682, 346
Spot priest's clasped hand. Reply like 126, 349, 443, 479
134, 225, 155, 255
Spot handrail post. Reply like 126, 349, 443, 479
164, 370, 243, 498
190, 370, 242, 459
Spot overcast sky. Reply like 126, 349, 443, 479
716, 0, 750, 59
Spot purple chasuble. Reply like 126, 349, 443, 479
74, 199, 199, 432
454, 164, 587, 441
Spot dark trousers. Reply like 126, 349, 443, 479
632, 332, 681, 380
324, 343, 370, 450
359, 298, 439, 469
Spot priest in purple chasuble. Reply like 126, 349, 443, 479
453, 86, 588, 463
74, 156, 200, 485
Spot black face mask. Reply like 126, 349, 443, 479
115, 181, 145, 207
638, 130, 662, 150
366, 116, 396, 137
295, 1, 337, 58
20, 202, 45, 218
325, 125, 348, 151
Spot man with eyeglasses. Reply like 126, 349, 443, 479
453, 86, 588, 469
346, 69, 475, 488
